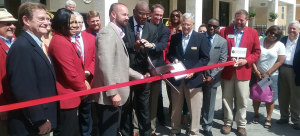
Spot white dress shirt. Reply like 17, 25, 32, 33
284, 36, 298, 65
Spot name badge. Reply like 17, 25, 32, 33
191, 46, 197, 50
228, 34, 235, 38
231, 47, 247, 58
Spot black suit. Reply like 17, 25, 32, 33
6, 31, 57, 136
121, 17, 157, 136
167, 31, 210, 88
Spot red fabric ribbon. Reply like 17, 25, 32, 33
0, 61, 235, 112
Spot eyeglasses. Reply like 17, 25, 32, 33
171, 14, 180, 18
269, 31, 280, 37
36, 17, 51, 23
207, 24, 219, 29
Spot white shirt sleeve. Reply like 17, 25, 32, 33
276, 41, 286, 56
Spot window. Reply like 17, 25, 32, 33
281, 6, 285, 19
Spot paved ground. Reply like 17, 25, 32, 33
154, 82, 300, 136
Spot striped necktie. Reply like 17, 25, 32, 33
74, 35, 84, 62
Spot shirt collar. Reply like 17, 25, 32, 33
288, 35, 299, 44
133, 16, 144, 28
25, 30, 42, 47
0, 35, 14, 47
111, 22, 125, 38
205, 32, 215, 39
234, 26, 244, 34
182, 31, 193, 38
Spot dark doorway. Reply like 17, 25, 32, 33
219, 1, 230, 27
202, 0, 213, 25
149, 0, 170, 18
177, 0, 186, 14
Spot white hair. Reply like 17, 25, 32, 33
65, 0, 76, 7
182, 13, 194, 23
73, 11, 83, 21
289, 20, 300, 29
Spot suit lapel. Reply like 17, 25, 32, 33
178, 33, 184, 57
82, 32, 88, 60
22, 31, 56, 79
239, 27, 248, 48
0, 40, 9, 54
141, 23, 149, 39
109, 22, 129, 56
184, 31, 196, 56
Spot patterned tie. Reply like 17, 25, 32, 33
207, 35, 212, 50
136, 25, 140, 40
41, 42, 50, 62
74, 35, 84, 62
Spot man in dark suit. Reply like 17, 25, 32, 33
120, 1, 157, 136
167, 13, 210, 136
200, 18, 227, 136
74, 12, 95, 136
0, 8, 17, 136
148, 4, 170, 135
278, 21, 300, 130
6, 2, 57, 136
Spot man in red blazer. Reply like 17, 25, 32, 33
0, 8, 17, 136
85, 10, 101, 37
74, 12, 95, 136
219, 9, 260, 136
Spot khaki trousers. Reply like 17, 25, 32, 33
170, 81, 203, 135
222, 73, 249, 128
279, 66, 300, 126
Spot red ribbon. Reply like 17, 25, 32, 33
0, 61, 235, 112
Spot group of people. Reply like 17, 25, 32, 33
0, 0, 300, 136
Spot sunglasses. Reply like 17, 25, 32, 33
207, 24, 219, 29
1, 22, 15, 26
171, 14, 180, 18
269, 31, 280, 37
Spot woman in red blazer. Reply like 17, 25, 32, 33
48, 8, 90, 136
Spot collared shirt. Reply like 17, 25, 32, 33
234, 26, 244, 47
0, 35, 14, 48
205, 33, 216, 45
133, 16, 144, 39
72, 32, 85, 62
284, 36, 298, 65
182, 31, 193, 54
91, 29, 100, 37
25, 30, 42, 47
111, 22, 125, 38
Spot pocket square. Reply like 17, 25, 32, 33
191, 46, 197, 50
214, 47, 220, 49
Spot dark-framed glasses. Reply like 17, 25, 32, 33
207, 24, 219, 29
171, 14, 180, 18
269, 31, 280, 37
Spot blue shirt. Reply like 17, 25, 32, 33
182, 31, 192, 54
25, 30, 42, 47
0, 35, 14, 48
234, 26, 244, 47
205, 33, 216, 45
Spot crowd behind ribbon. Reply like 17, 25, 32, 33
0, 0, 299, 136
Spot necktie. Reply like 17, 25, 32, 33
207, 36, 212, 49
74, 35, 84, 62
136, 25, 140, 40
41, 42, 50, 62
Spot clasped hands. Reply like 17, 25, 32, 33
232, 58, 247, 67
134, 39, 154, 50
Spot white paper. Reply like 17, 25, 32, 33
257, 77, 272, 90
170, 62, 187, 80
231, 47, 247, 58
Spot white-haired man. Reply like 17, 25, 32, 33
167, 13, 210, 136
65, 0, 76, 11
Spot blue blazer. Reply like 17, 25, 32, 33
6, 31, 58, 135
167, 31, 210, 88
280, 35, 300, 86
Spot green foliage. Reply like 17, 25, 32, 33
269, 12, 278, 19
249, 11, 256, 17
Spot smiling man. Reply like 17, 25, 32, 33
85, 10, 101, 37
6, 2, 57, 136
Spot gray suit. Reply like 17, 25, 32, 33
201, 33, 228, 132
92, 22, 142, 106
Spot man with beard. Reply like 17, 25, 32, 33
92, 3, 143, 136
85, 10, 102, 37
201, 18, 227, 136
120, 1, 157, 136
219, 9, 261, 136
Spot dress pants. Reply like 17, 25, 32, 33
201, 82, 218, 132
0, 119, 9, 136
96, 104, 122, 136
79, 97, 93, 136
55, 108, 80, 136
222, 73, 250, 128
279, 66, 300, 127
120, 83, 151, 136
170, 81, 203, 135
150, 80, 162, 133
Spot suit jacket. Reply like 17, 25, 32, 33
123, 16, 158, 74
0, 37, 15, 105
148, 21, 171, 67
81, 31, 95, 83
205, 33, 228, 87
167, 31, 210, 88
92, 22, 142, 106
48, 33, 86, 109
280, 35, 300, 86
6, 31, 57, 131
219, 25, 261, 80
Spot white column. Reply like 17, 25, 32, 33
213, 0, 219, 19
169, 0, 178, 14
287, 4, 296, 23
92, 0, 118, 27
186, 0, 202, 31
267, 0, 278, 27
